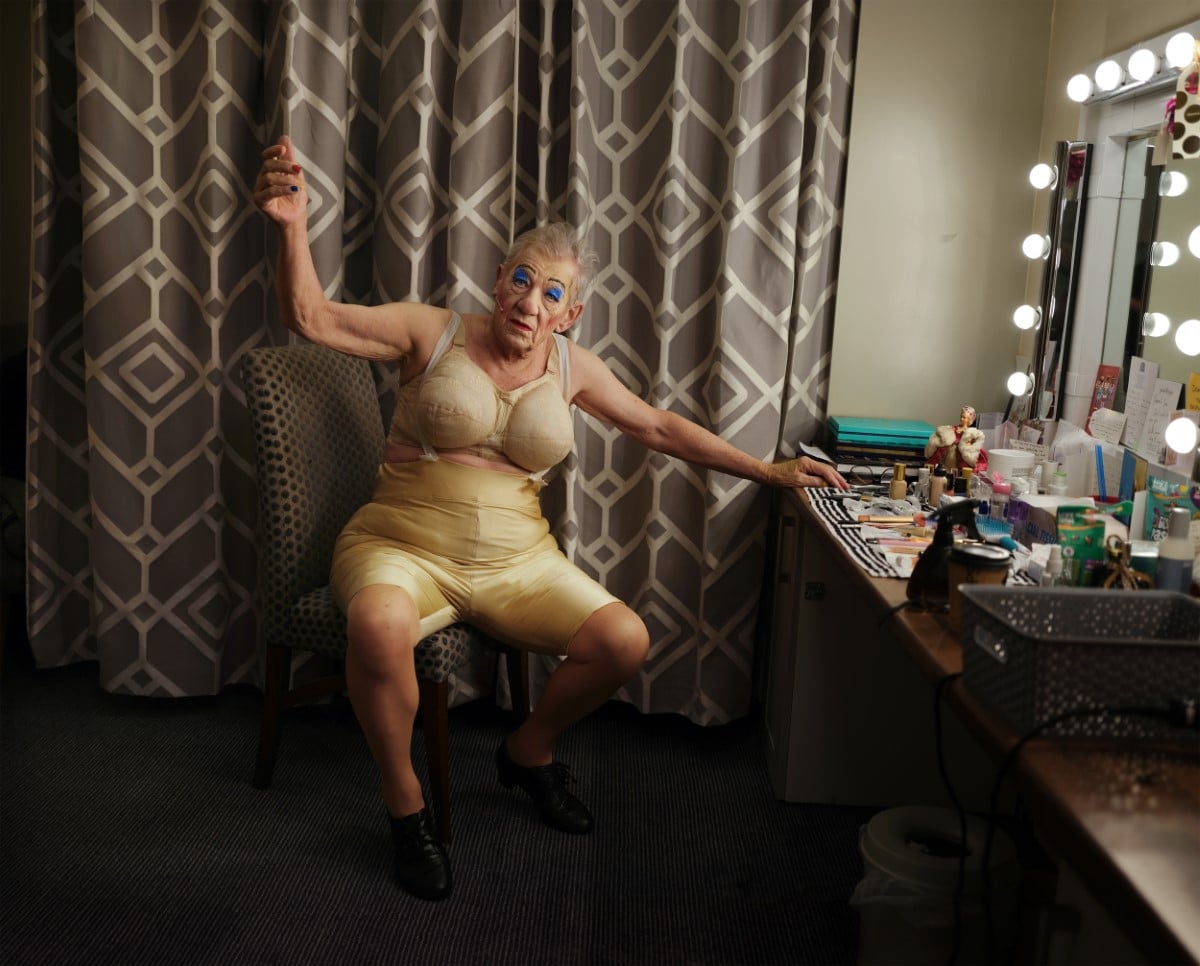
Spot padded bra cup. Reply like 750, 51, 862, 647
415, 346, 574, 472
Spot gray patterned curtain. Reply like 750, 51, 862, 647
28, 0, 857, 723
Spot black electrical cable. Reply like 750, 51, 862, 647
978, 703, 1172, 965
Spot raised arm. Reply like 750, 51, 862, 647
567, 344, 848, 490
253, 135, 447, 361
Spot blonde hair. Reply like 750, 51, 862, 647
505, 222, 598, 303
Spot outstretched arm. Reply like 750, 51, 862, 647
253, 135, 447, 362
567, 344, 848, 489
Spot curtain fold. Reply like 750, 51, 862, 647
28, 0, 857, 722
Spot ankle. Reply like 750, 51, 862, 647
504, 732, 552, 769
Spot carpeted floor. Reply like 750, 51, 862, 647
1, 649, 876, 965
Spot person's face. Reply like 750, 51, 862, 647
491, 251, 583, 351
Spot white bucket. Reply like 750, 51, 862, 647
851, 806, 1019, 965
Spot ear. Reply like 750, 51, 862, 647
556, 301, 584, 333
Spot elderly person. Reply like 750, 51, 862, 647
253, 135, 847, 901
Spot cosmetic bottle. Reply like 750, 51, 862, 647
1048, 469, 1068, 496
1156, 507, 1195, 593
889, 463, 908, 500
929, 467, 948, 505
1041, 544, 1065, 587
991, 480, 1012, 522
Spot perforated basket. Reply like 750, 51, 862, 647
960, 586, 1200, 740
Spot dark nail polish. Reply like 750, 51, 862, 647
290, 185, 298, 192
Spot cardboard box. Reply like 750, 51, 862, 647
1008, 495, 1096, 548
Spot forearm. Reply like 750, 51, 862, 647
275, 222, 332, 340
640, 411, 770, 483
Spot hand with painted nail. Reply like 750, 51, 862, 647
253, 134, 306, 226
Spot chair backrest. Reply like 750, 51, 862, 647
241, 344, 384, 646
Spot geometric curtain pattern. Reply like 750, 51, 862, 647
28, 0, 856, 723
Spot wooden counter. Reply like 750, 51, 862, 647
784, 490, 1200, 964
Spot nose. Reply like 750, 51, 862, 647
516, 289, 538, 314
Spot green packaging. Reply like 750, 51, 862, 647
1056, 505, 1107, 586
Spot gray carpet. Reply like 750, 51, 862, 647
1, 653, 875, 965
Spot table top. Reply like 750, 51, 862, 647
789, 490, 1200, 964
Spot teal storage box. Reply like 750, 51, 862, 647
828, 416, 936, 448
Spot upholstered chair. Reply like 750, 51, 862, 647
240, 343, 528, 843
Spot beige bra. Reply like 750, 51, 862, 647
385, 313, 575, 479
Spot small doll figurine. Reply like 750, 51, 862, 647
925, 404, 989, 474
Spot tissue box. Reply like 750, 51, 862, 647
1008, 495, 1096, 548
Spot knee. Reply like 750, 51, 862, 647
573, 604, 649, 679
345, 586, 420, 676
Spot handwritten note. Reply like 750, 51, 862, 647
1088, 407, 1127, 446
1136, 378, 1185, 462
1188, 373, 1200, 412
1121, 356, 1160, 450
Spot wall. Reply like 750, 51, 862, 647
828, 0, 1054, 427
828, 0, 1200, 430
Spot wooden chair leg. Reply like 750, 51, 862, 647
253, 642, 290, 790
504, 645, 531, 723
418, 677, 451, 845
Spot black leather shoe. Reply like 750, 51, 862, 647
495, 739, 593, 834
388, 808, 452, 901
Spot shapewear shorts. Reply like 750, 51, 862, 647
331, 459, 620, 655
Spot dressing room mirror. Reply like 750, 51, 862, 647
1137, 153, 1200, 387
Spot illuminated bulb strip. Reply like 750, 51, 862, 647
1143, 312, 1170, 338
1151, 241, 1180, 267
1127, 48, 1159, 81
1013, 305, 1041, 330
1165, 417, 1199, 454
1066, 73, 1092, 102
1006, 372, 1034, 396
1022, 234, 1051, 259
1160, 171, 1189, 197
1166, 31, 1196, 69
1094, 59, 1124, 91
1176, 319, 1200, 356
1029, 163, 1057, 190
1189, 226, 1200, 259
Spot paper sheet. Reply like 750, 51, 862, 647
1087, 407, 1126, 446
1136, 378, 1185, 462
1121, 356, 1160, 449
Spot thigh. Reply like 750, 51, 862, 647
332, 532, 460, 638
467, 547, 621, 655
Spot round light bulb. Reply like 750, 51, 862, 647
1189, 225, 1200, 259
1143, 312, 1171, 338
1127, 48, 1159, 82
1066, 73, 1093, 102
1160, 171, 1189, 197
1165, 417, 1199, 454
1022, 234, 1051, 259
1029, 163, 1057, 190
1166, 32, 1196, 69
1094, 59, 1124, 92
1151, 241, 1180, 267
1007, 372, 1033, 396
1013, 305, 1041, 330
1176, 319, 1200, 356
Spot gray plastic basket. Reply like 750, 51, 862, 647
960, 585, 1200, 740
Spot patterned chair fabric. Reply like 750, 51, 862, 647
241, 343, 480, 679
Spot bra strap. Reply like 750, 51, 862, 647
416, 313, 461, 462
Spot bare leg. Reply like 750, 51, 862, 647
345, 584, 424, 818
505, 601, 649, 767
